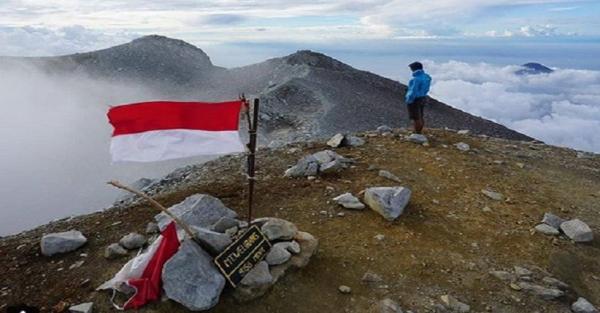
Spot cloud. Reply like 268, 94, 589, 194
195, 14, 247, 25
426, 60, 600, 152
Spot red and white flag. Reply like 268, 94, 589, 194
108, 100, 246, 162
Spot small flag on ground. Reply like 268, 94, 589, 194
108, 100, 245, 162
97, 222, 180, 309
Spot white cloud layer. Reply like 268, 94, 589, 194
426, 60, 600, 153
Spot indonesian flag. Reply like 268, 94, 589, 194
97, 222, 180, 310
108, 100, 246, 162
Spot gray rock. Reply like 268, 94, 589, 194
327, 133, 345, 147
481, 189, 504, 201
407, 133, 428, 144
312, 150, 338, 164
542, 213, 566, 229
560, 219, 594, 242
104, 243, 128, 259
155, 194, 237, 231
119, 233, 146, 250
162, 240, 225, 311
378, 298, 403, 313
577, 151, 595, 159
261, 218, 298, 241
145, 222, 159, 234
514, 266, 533, 277
572, 297, 599, 313
362, 271, 383, 283
377, 125, 393, 134
275, 241, 301, 254
69, 302, 93, 313
114, 177, 155, 203
344, 135, 365, 147
535, 224, 560, 235
440, 295, 470, 312
333, 193, 365, 210
542, 277, 569, 290
338, 285, 352, 294
457, 130, 470, 135
266, 244, 292, 265
240, 261, 273, 286
211, 216, 240, 233
455, 142, 470, 151
379, 170, 402, 183
192, 226, 232, 254
320, 159, 345, 174
489, 270, 515, 282
364, 187, 412, 221
40, 230, 87, 256
518, 282, 564, 300
284, 155, 319, 177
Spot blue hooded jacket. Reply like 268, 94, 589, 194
405, 69, 432, 105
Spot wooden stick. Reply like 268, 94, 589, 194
107, 180, 196, 240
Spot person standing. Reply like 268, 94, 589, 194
405, 62, 432, 134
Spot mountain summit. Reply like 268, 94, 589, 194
9, 35, 532, 143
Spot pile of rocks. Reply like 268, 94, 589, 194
105, 193, 319, 311
104, 232, 147, 259
489, 266, 568, 301
326, 133, 365, 148
284, 150, 354, 177
534, 212, 594, 243
331, 186, 412, 222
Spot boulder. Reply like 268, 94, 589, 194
364, 187, 412, 221
265, 244, 292, 265
320, 159, 346, 174
211, 217, 240, 233
541, 213, 566, 229
560, 219, 594, 242
344, 136, 365, 147
455, 142, 470, 151
572, 297, 598, 313
377, 125, 393, 134
114, 177, 155, 203
327, 133, 345, 147
162, 240, 225, 311
192, 226, 232, 254
362, 271, 383, 283
275, 241, 301, 254
119, 233, 146, 250
104, 243, 128, 259
155, 194, 237, 231
69, 302, 93, 313
261, 218, 298, 241
145, 222, 159, 234
517, 282, 564, 300
333, 193, 365, 210
407, 133, 428, 144
284, 155, 319, 177
285, 150, 352, 177
40, 230, 87, 256
481, 189, 504, 201
535, 224, 559, 236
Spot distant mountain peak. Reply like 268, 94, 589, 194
283, 50, 352, 71
516, 62, 554, 75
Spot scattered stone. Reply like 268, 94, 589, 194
482, 206, 492, 213
407, 133, 428, 144
577, 151, 595, 159
516, 162, 525, 169
534, 224, 560, 236
517, 282, 564, 300
337, 212, 345, 217
191, 227, 232, 254
155, 194, 237, 231
344, 135, 365, 147
332, 193, 365, 210
542, 213, 566, 229
145, 222, 159, 234
327, 133, 345, 147
265, 244, 292, 265
362, 271, 383, 283
41, 230, 87, 256
261, 218, 299, 241
542, 277, 569, 290
379, 170, 402, 183
458, 130, 470, 135
489, 270, 515, 282
560, 219, 594, 242
572, 297, 599, 313
364, 187, 412, 221
285, 150, 353, 177
377, 125, 393, 134
284, 155, 319, 177
510, 283, 522, 291
240, 261, 273, 287
210, 217, 240, 233
162, 240, 225, 311
440, 295, 470, 313
514, 266, 533, 277
378, 298, 403, 313
338, 285, 352, 294
481, 189, 504, 201
455, 142, 470, 151
119, 233, 146, 250
374, 234, 385, 241
275, 241, 301, 254
69, 302, 93, 313
69, 260, 85, 270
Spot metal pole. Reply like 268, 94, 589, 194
246, 98, 259, 223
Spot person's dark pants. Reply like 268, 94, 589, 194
407, 97, 427, 133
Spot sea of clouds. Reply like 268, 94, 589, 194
425, 61, 600, 153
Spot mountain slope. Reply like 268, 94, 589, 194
1, 35, 533, 143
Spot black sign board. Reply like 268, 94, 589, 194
214, 225, 271, 287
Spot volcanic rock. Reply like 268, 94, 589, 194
541, 213, 566, 229
104, 243, 128, 259
364, 187, 412, 221
40, 230, 87, 256
191, 226, 232, 254
560, 219, 594, 242
332, 193, 365, 210
119, 233, 146, 250
572, 297, 599, 313
260, 218, 298, 241
407, 134, 428, 144
155, 194, 237, 231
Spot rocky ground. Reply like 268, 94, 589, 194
1, 127, 599, 312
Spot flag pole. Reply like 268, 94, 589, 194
246, 98, 259, 224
